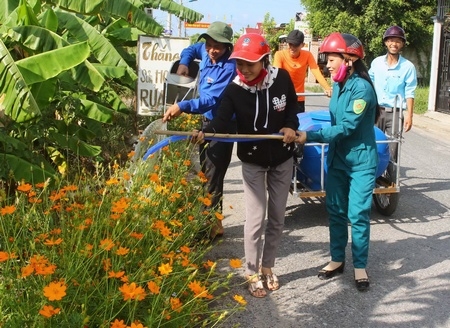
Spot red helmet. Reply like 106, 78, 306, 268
230, 33, 270, 62
383, 26, 406, 42
319, 32, 364, 59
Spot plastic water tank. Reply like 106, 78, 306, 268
296, 110, 390, 191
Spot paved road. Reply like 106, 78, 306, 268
209, 95, 450, 328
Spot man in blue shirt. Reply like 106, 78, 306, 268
163, 21, 236, 239
369, 26, 417, 159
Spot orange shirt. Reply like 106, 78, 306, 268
273, 49, 330, 101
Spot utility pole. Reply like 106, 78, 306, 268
178, 0, 183, 37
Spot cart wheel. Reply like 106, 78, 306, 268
373, 163, 399, 216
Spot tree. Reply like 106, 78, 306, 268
261, 13, 294, 56
0, 0, 203, 184
301, 0, 435, 65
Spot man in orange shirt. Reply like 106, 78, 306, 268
273, 30, 331, 113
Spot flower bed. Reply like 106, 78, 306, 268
0, 115, 246, 327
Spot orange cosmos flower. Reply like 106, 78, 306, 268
153, 220, 165, 229
50, 228, 62, 235
203, 260, 215, 269
147, 281, 160, 294
215, 212, 224, 220
183, 159, 191, 166
62, 185, 78, 191
100, 238, 115, 251
129, 232, 144, 240
108, 270, 126, 279
129, 321, 146, 328
43, 238, 63, 246
127, 150, 135, 159
106, 178, 120, 185
158, 263, 173, 276
118, 282, 146, 301
115, 247, 130, 256
43, 281, 67, 301
170, 297, 183, 312
197, 171, 208, 183
1, 205, 16, 215
35, 182, 46, 188
187, 280, 208, 298
103, 258, 112, 271
110, 318, 126, 328
0, 251, 17, 262
180, 245, 190, 254
233, 294, 247, 305
229, 258, 242, 269
122, 172, 131, 181
149, 173, 159, 183
159, 226, 172, 238
17, 183, 32, 193
28, 197, 42, 204
198, 197, 212, 207
39, 305, 61, 318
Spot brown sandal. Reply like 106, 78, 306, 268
261, 273, 280, 291
246, 276, 266, 298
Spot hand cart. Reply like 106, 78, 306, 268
291, 94, 403, 216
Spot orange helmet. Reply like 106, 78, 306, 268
319, 32, 364, 59
230, 33, 270, 62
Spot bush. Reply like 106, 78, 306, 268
0, 114, 245, 327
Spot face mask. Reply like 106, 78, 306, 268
237, 68, 268, 86
332, 63, 349, 82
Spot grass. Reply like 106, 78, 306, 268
414, 86, 429, 114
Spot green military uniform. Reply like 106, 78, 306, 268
307, 72, 378, 268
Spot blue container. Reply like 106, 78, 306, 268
296, 110, 390, 191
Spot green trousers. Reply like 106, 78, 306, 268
325, 166, 376, 268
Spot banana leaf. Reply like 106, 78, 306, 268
15, 41, 90, 85
1, 153, 56, 183
0, 39, 41, 123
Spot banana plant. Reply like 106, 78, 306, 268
0, 0, 203, 184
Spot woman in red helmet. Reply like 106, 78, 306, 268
193, 33, 299, 298
297, 33, 379, 292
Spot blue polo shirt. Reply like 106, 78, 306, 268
369, 54, 417, 109
177, 42, 236, 121
307, 73, 378, 172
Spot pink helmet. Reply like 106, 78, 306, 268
319, 32, 365, 59
230, 33, 270, 62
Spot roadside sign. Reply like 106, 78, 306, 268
185, 22, 210, 28
136, 36, 190, 116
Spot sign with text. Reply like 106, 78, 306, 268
185, 22, 211, 28
136, 36, 190, 116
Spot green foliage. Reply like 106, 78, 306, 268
414, 86, 429, 114
0, 0, 203, 185
300, 0, 435, 64
261, 13, 294, 56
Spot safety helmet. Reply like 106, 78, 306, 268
383, 25, 406, 42
229, 33, 270, 62
319, 32, 365, 59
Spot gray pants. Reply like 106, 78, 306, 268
377, 108, 403, 160
242, 157, 293, 275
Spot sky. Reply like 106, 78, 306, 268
152, 0, 305, 37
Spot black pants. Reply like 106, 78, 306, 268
199, 119, 236, 212
297, 101, 305, 114
377, 108, 403, 161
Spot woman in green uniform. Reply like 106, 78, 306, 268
296, 33, 379, 292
